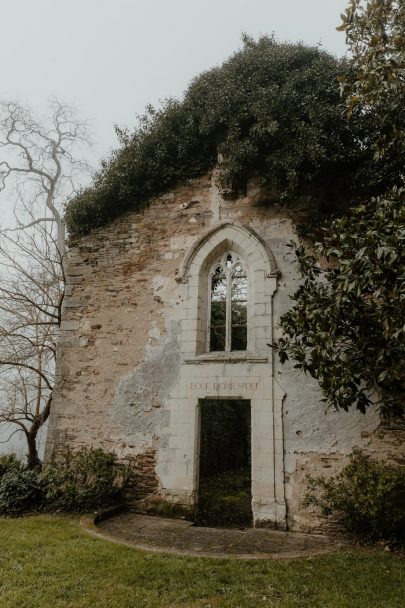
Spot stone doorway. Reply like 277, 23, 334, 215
195, 399, 252, 527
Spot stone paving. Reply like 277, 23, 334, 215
88, 512, 341, 560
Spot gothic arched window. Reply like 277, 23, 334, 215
209, 253, 248, 352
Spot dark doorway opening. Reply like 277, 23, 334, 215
195, 399, 252, 527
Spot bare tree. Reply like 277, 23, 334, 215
0, 100, 90, 467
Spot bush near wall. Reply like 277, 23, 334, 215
304, 450, 405, 545
0, 449, 133, 515
0, 456, 43, 515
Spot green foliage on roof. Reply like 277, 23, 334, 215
65, 35, 402, 236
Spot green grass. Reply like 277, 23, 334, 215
0, 516, 404, 608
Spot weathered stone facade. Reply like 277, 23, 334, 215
46, 171, 404, 532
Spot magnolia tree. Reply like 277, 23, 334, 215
277, 189, 404, 418
276, 1, 405, 420
0, 101, 90, 467
337, 0, 405, 158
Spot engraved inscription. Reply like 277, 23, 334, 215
189, 381, 258, 391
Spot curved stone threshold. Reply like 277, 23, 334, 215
81, 509, 343, 560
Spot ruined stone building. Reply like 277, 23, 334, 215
45, 172, 403, 532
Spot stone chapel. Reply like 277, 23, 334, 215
45, 172, 403, 532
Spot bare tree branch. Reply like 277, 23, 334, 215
0, 99, 91, 467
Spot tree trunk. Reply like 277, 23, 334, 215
26, 432, 41, 470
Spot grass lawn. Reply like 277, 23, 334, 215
0, 515, 403, 608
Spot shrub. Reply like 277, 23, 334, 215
304, 450, 405, 544
0, 468, 43, 514
0, 454, 23, 478
0, 448, 134, 515
40, 447, 133, 512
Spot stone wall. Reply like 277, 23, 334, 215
125, 448, 160, 500
46, 171, 404, 532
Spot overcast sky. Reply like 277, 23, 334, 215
2, 0, 348, 164
0, 1, 349, 452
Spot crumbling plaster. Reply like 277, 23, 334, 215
46, 171, 403, 532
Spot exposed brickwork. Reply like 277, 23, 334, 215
46, 175, 215, 462
122, 448, 160, 501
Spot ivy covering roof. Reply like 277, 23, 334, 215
65, 36, 402, 236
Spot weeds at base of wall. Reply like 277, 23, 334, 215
139, 500, 193, 520
195, 468, 252, 528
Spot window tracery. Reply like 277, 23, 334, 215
209, 252, 248, 352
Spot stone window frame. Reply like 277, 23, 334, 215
207, 251, 249, 353
178, 222, 279, 363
